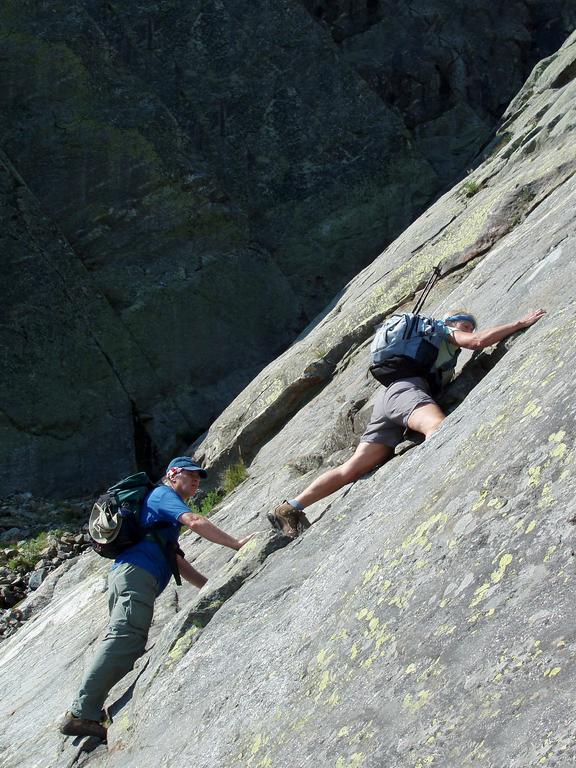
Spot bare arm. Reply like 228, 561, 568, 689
176, 554, 208, 588
451, 309, 546, 350
179, 512, 254, 551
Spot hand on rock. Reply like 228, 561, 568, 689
519, 308, 546, 327
236, 533, 257, 549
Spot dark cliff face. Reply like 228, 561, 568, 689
300, 0, 576, 185
0, 0, 574, 495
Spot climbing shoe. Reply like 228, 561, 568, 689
59, 712, 107, 740
267, 501, 311, 539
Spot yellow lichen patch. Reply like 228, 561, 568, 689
317, 649, 335, 667
318, 670, 333, 693
401, 513, 448, 550
550, 443, 567, 459
388, 589, 414, 609
469, 582, 490, 608
166, 625, 201, 665
257, 378, 286, 411
471, 490, 488, 511
525, 520, 538, 534
350, 643, 359, 660
538, 483, 555, 509
433, 624, 457, 637
335, 753, 364, 768
487, 497, 506, 509
522, 400, 542, 418
544, 545, 557, 562
250, 733, 269, 757
548, 430, 566, 443
544, 667, 561, 677
403, 690, 431, 712
405, 663, 417, 675
491, 553, 513, 584
380, 579, 392, 593
362, 563, 381, 585
326, 690, 341, 706
374, 625, 393, 651
368, 617, 380, 632
528, 466, 542, 486
338, 726, 350, 738
415, 757, 435, 767
115, 713, 131, 732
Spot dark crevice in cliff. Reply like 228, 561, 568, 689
131, 402, 161, 480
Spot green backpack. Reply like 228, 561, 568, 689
88, 472, 182, 584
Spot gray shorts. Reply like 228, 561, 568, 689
360, 377, 436, 448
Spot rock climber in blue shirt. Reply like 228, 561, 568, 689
60, 456, 253, 740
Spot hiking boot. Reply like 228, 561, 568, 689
267, 501, 311, 539
59, 712, 107, 740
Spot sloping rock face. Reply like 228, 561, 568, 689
1, 27, 576, 768
0, 0, 572, 495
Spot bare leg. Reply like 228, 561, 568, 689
407, 403, 445, 438
295, 442, 394, 508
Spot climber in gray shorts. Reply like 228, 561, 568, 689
267, 308, 546, 538
361, 377, 437, 447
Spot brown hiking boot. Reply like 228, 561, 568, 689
59, 712, 107, 740
267, 501, 311, 539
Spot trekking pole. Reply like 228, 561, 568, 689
404, 264, 442, 339
412, 264, 441, 315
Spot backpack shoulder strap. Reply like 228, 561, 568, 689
148, 529, 182, 586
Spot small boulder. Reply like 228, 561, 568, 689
28, 569, 48, 590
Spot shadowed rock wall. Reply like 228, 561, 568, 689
1, 29, 576, 768
1, 0, 573, 494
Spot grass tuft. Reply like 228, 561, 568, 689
222, 460, 248, 494
461, 179, 481, 198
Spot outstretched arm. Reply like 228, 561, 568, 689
179, 512, 254, 551
450, 309, 546, 350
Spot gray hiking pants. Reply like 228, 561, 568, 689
71, 563, 157, 721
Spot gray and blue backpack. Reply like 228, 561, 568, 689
369, 312, 459, 391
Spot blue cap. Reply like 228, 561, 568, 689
166, 456, 208, 478
444, 313, 477, 329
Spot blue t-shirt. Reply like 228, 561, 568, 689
113, 485, 190, 594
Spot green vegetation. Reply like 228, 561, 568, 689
186, 489, 225, 518
184, 460, 249, 524
461, 179, 481, 198
222, 460, 248, 494
4, 529, 64, 572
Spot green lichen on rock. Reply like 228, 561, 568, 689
166, 623, 203, 666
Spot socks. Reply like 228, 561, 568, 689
288, 498, 304, 511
